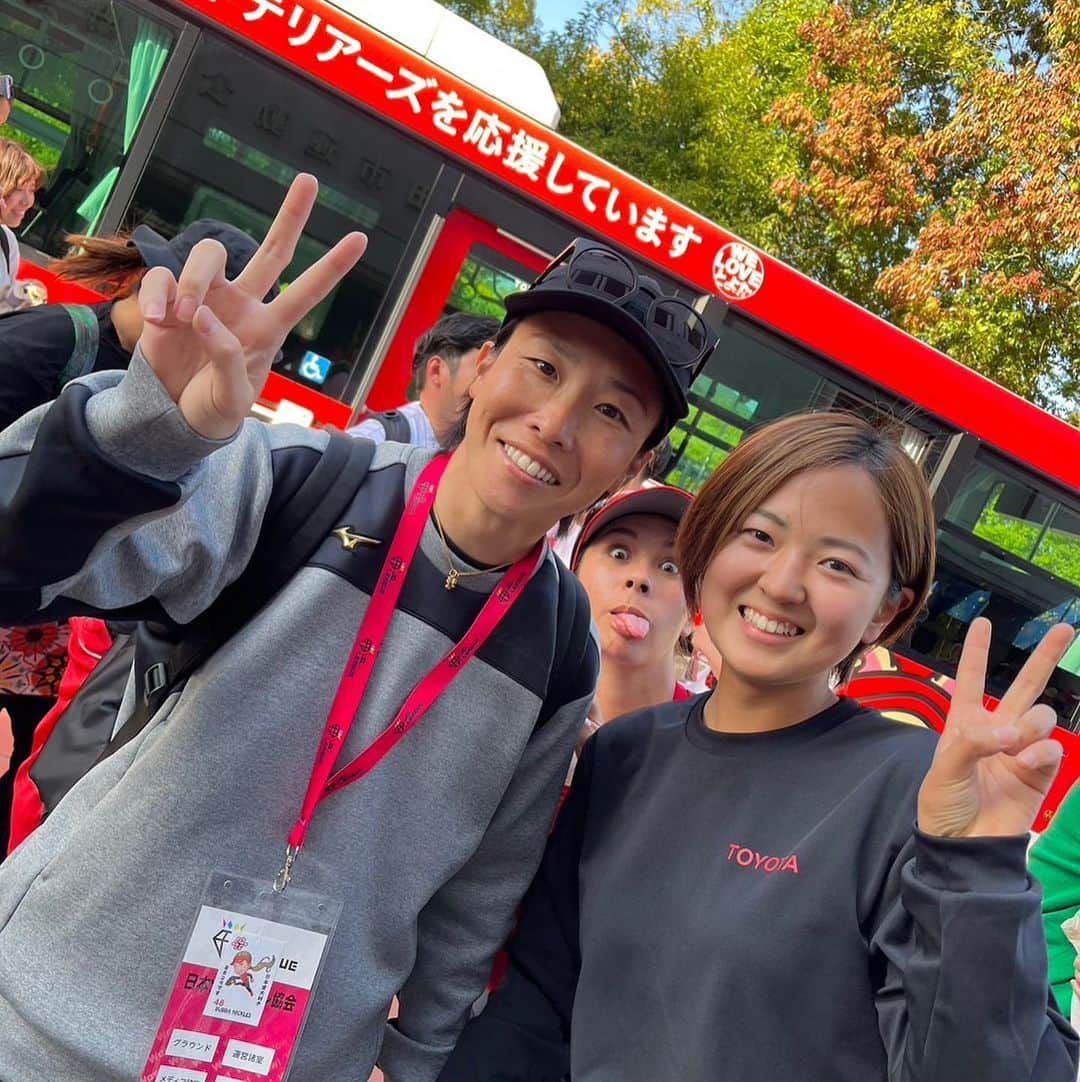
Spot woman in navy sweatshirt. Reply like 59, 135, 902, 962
440, 410, 1079, 1082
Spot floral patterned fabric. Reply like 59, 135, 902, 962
0, 623, 71, 697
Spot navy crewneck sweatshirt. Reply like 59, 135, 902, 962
441, 694, 1079, 1081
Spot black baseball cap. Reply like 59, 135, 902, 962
503, 239, 718, 444
570, 484, 693, 571
128, 220, 278, 300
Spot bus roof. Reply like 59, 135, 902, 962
327, 0, 561, 126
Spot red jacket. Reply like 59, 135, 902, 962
7, 617, 112, 854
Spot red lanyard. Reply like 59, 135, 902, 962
274, 454, 541, 891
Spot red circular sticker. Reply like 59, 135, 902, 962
712, 242, 765, 300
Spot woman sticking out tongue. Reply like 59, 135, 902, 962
569, 485, 693, 729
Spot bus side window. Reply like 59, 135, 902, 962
912, 457, 1080, 729
118, 31, 441, 400
665, 316, 944, 492
0, 0, 176, 256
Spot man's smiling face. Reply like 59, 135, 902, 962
460, 311, 663, 538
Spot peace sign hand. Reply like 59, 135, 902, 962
137, 174, 367, 440
917, 618, 1075, 838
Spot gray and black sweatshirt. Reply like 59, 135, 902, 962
440, 695, 1079, 1081
0, 352, 598, 1081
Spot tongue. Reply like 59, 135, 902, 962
611, 612, 651, 640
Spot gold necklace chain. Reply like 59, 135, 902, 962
431, 508, 512, 591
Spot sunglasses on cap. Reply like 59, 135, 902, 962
533, 239, 714, 373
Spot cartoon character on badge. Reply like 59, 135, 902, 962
224, 950, 275, 996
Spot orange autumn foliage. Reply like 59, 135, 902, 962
769, 1, 1079, 414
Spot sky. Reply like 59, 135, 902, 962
533, 0, 590, 31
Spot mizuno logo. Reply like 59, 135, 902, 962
332, 526, 381, 551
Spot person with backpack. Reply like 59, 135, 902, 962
0, 219, 269, 855
349, 311, 501, 448
0, 218, 268, 432
0, 173, 717, 1081
0, 137, 45, 315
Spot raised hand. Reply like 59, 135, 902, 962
917, 617, 1075, 838
137, 174, 367, 440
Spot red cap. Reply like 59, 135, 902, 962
569, 484, 693, 571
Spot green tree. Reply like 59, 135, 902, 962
442, 0, 540, 46
471, 0, 1078, 414
875, 0, 1080, 413
533, 0, 830, 248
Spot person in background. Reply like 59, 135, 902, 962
439, 410, 1077, 1082
569, 485, 694, 736
348, 311, 500, 447
683, 609, 723, 691
465, 486, 694, 1025
0, 137, 45, 313
0, 220, 267, 432
1030, 780, 1080, 1021
551, 435, 673, 565
0, 75, 12, 128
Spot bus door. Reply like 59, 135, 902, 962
357, 207, 549, 412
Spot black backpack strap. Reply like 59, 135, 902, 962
0, 226, 9, 267
101, 433, 377, 760
374, 409, 411, 443
550, 560, 579, 687
244, 432, 374, 585
537, 556, 594, 729
29, 632, 136, 816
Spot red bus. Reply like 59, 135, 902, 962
3, 0, 1078, 815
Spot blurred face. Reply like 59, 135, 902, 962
426, 345, 486, 434
576, 513, 687, 669
0, 184, 34, 228
461, 312, 661, 537
0, 99, 10, 127
690, 618, 723, 676
699, 466, 910, 702
448, 345, 484, 403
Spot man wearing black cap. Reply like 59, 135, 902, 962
0, 176, 716, 1081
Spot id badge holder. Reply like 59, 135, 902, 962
141, 872, 341, 1082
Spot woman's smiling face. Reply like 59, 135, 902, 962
459, 312, 661, 541
699, 465, 910, 700
0, 185, 34, 228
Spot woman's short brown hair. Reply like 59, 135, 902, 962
676, 411, 936, 684
0, 138, 46, 197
